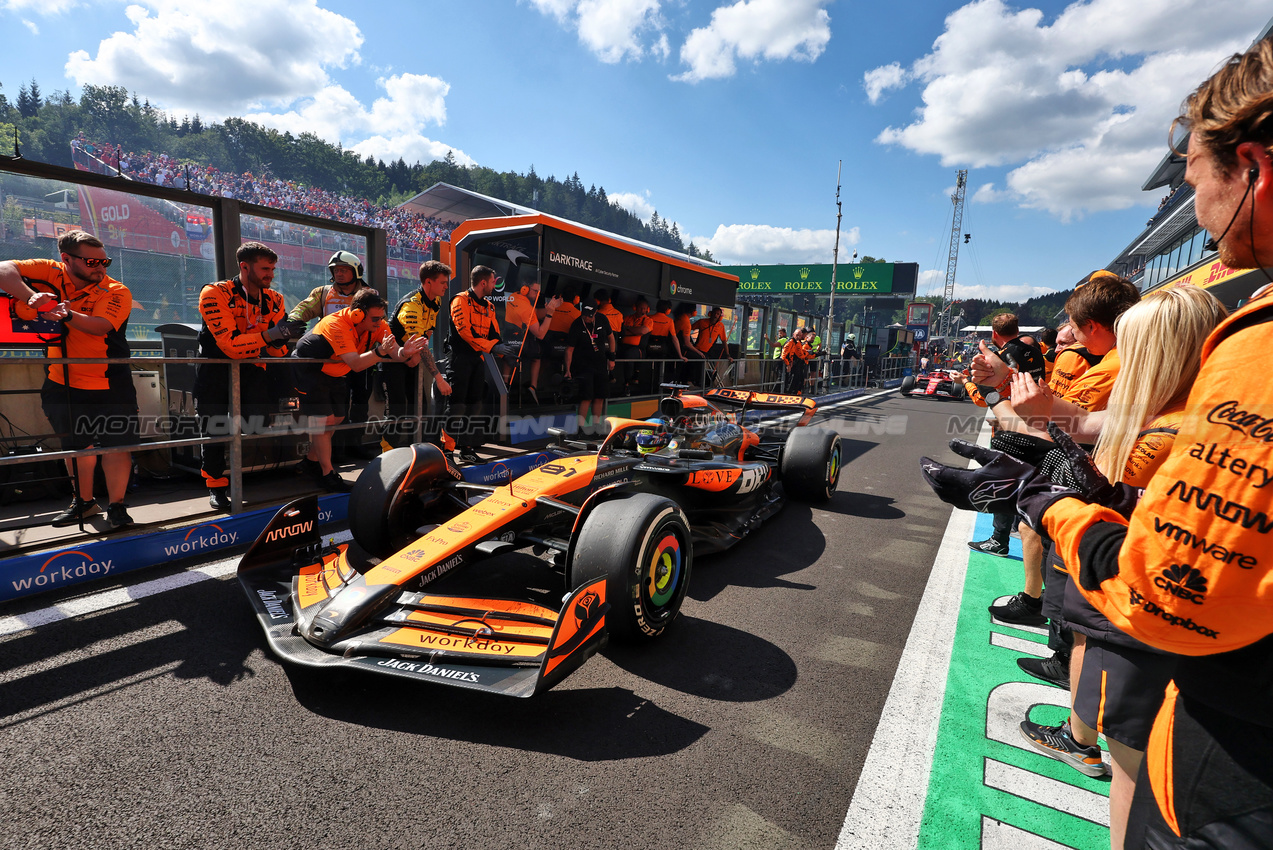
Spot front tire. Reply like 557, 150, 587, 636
900, 374, 917, 394
571, 494, 693, 642
349, 444, 451, 559
782, 428, 842, 501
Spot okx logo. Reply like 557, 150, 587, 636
1155, 563, 1208, 604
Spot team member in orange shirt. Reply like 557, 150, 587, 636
781, 328, 816, 394
0, 230, 137, 529
645, 299, 685, 391
620, 296, 653, 391
594, 289, 624, 334
293, 289, 424, 491
498, 279, 561, 405
195, 242, 304, 511
693, 306, 734, 387
673, 302, 705, 384
448, 265, 502, 464
927, 40, 1273, 845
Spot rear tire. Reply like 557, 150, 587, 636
900, 374, 917, 394
349, 444, 452, 559
782, 428, 842, 501
571, 494, 693, 642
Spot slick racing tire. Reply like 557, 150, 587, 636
782, 428, 842, 502
571, 494, 692, 643
900, 374, 917, 394
349, 444, 452, 559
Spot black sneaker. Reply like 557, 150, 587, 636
297, 458, 321, 478
319, 471, 353, 493
209, 487, 231, 512
990, 592, 1046, 626
1019, 719, 1108, 777
968, 537, 1010, 556
50, 496, 101, 528
458, 447, 481, 465
105, 502, 135, 530
1018, 651, 1071, 689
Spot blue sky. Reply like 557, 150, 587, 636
1, 0, 1269, 301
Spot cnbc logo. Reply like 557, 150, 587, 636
799, 267, 811, 280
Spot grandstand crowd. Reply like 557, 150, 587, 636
71, 136, 456, 256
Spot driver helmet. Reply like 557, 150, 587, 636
635, 429, 670, 455
328, 250, 365, 284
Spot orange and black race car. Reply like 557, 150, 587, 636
237, 385, 842, 698
900, 368, 970, 401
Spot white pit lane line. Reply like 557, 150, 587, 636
0, 388, 897, 641
835, 412, 993, 849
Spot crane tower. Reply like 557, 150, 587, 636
940, 170, 968, 338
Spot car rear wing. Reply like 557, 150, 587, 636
704, 388, 817, 425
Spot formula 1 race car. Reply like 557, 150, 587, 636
900, 368, 970, 401
238, 386, 842, 698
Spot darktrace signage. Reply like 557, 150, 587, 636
720, 263, 896, 294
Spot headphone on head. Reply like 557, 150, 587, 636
348, 307, 364, 323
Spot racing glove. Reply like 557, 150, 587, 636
919, 440, 1037, 514
265, 319, 307, 343
1044, 422, 1140, 518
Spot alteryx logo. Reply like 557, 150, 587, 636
164, 523, 239, 557
11, 550, 114, 591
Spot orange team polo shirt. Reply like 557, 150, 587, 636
1121, 404, 1186, 488
675, 313, 693, 343
649, 312, 676, 339
1062, 347, 1119, 411
693, 318, 727, 353
621, 314, 653, 346
504, 290, 536, 331
15, 259, 132, 390
550, 300, 581, 333
1048, 347, 1097, 396
598, 303, 624, 333
313, 307, 394, 377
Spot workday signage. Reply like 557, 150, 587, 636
0, 496, 349, 603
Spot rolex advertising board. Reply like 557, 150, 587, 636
719, 263, 909, 294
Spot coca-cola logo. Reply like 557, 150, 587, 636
1206, 401, 1273, 442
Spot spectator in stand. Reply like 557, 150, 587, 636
289, 251, 378, 459
447, 266, 501, 464
0, 230, 138, 530
293, 289, 424, 490
564, 301, 615, 435
194, 242, 304, 511
381, 260, 453, 450
645, 299, 685, 392
620, 296, 653, 391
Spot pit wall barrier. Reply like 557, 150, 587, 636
0, 451, 559, 604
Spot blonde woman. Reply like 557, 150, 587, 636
1012, 284, 1227, 850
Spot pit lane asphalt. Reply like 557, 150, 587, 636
0, 392, 976, 850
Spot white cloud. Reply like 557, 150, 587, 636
868, 0, 1269, 219
675, 0, 832, 83
351, 134, 475, 168
22, 18, 37, 34
863, 61, 906, 104
62, 0, 467, 168
971, 182, 1012, 204
953, 283, 1058, 302
527, 0, 664, 63
2, 0, 80, 12
610, 190, 656, 220
697, 223, 858, 264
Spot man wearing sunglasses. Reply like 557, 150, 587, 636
0, 229, 137, 530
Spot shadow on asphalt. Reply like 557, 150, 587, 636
602, 614, 796, 702
284, 665, 711, 760
687, 501, 824, 602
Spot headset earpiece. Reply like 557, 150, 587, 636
520, 285, 530, 297
1251, 165, 1261, 184
349, 307, 364, 323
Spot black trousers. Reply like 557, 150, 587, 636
193, 364, 274, 488
447, 354, 487, 449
